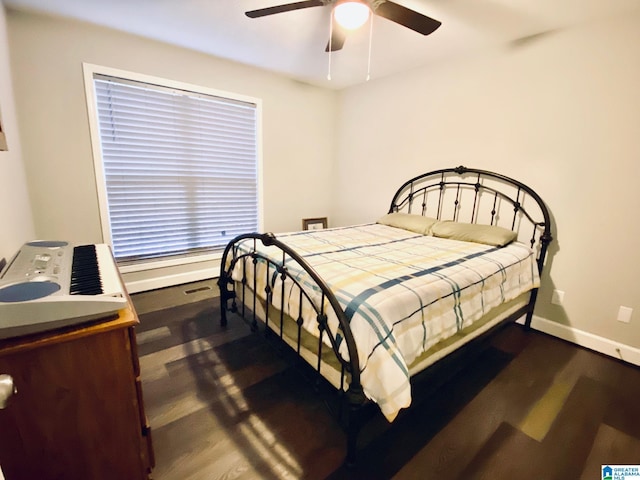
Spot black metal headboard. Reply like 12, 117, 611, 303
389, 166, 553, 274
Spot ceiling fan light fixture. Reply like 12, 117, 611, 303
333, 1, 370, 30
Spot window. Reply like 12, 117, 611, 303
84, 65, 261, 268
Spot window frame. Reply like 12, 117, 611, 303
82, 63, 263, 274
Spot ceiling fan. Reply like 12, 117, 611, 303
245, 0, 442, 52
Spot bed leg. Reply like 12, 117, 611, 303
220, 306, 227, 327
524, 311, 533, 330
344, 387, 365, 468
217, 275, 234, 327
524, 288, 540, 330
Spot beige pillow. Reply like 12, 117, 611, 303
431, 221, 517, 247
377, 213, 439, 235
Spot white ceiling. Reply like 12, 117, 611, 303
4, 0, 640, 89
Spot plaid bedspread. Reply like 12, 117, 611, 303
229, 224, 539, 421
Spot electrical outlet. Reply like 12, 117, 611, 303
617, 306, 633, 323
551, 289, 565, 306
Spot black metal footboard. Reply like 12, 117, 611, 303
217, 232, 366, 466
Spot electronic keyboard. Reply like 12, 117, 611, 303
0, 241, 128, 340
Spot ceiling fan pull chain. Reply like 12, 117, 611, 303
366, 13, 373, 81
327, 12, 333, 80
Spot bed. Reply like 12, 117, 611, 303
217, 166, 553, 465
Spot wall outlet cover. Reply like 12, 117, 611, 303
617, 306, 633, 323
551, 290, 565, 306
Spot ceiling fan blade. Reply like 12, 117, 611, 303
374, 1, 442, 35
245, 0, 324, 18
325, 23, 347, 52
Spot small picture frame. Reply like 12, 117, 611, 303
302, 217, 328, 231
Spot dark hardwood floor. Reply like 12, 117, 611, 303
132, 281, 640, 480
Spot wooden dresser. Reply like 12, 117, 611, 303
0, 302, 154, 480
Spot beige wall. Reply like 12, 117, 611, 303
6, 9, 337, 290
0, 3, 34, 262
332, 12, 640, 350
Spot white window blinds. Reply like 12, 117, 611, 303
92, 74, 259, 263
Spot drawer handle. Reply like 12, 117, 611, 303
0, 374, 17, 409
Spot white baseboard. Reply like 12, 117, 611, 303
528, 315, 640, 367
123, 268, 215, 294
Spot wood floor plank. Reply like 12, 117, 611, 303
137, 303, 225, 356
580, 423, 640, 480
137, 326, 172, 345
457, 422, 546, 480
601, 362, 640, 439
537, 375, 610, 480
518, 380, 573, 441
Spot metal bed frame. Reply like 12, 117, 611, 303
218, 166, 553, 466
